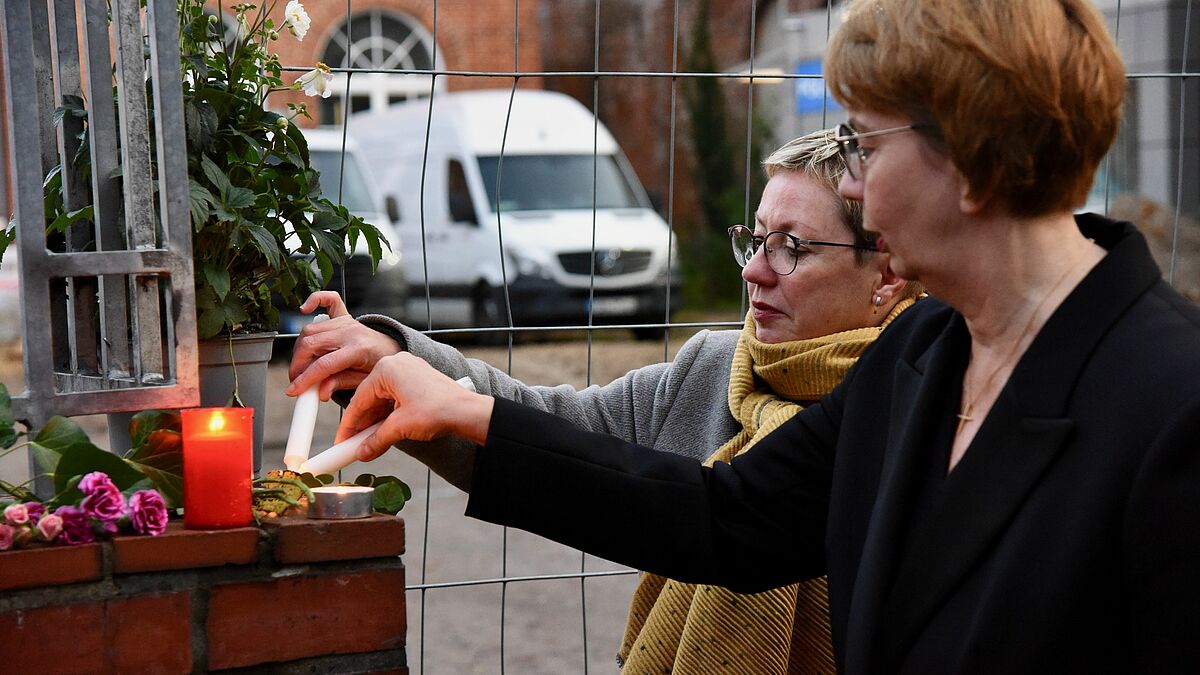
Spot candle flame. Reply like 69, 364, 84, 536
208, 411, 226, 433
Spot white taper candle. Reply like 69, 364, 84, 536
298, 376, 477, 475
283, 313, 329, 471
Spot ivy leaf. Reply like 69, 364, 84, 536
373, 480, 410, 515
0, 384, 17, 449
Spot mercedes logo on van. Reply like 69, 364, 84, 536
597, 249, 623, 275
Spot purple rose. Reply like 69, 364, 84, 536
127, 490, 169, 536
36, 513, 63, 542
25, 502, 45, 523
55, 506, 96, 545
4, 502, 29, 526
0, 524, 13, 551
78, 472, 124, 529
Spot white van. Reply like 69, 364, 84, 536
350, 89, 679, 337
278, 129, 407, 334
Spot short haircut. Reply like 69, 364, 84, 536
826, 0, 1126, 217
762, 128, 872, 261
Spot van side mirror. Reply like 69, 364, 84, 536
385, 194, 401, 223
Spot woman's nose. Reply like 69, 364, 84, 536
741, 245, 776, 285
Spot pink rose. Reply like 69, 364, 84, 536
13, 526, 35, 547
3, 502, 29, 526
127, 490, 169, 536
25, 502, 45, 522
0, 524, 13, 551
36, 513, 63, 542
77, 471, 115, 494
78, 473, 124, 529
55, 506, 95, 545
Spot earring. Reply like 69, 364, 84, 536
873, 295, 883, 306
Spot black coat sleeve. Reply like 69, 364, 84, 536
465, 383, 844, 593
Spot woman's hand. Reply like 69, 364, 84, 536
286, 291, 402, 401
339, 352, 495, 462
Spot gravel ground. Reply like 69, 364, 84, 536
0, 325, 732, 674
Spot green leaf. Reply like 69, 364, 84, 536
0, 383, 17, 449
200, 154, 233, 198
126, 410, 182, 452
240, 221, 283, 269
204, 264, 231, 301
197, 307, 227, 339
309, 228, 346, 264
33, 416, 93, 454
224, 186, 256, 209
373, 480, 410, 515
47, 205, 94, 235
128, 463, 183, 509
51, 440, 145, 494
314, 252, 334, 287
298, 472, 330, 488
189, 178, 215, 230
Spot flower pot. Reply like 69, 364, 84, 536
107, 333, 275, 471
195, 333, 276, 471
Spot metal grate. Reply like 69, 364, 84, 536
1, 0, 197, 453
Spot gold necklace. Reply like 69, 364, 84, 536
955, 249, 1089, 435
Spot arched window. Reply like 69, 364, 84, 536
319, 10, 444, 125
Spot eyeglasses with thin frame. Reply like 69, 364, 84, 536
834, 122, 925, 180
727, 224, 877, 276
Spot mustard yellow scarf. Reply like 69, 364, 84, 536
617, 299, 915, 675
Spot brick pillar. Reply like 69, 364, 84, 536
0, 515, 407, 673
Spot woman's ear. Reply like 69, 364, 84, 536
871, 255, 908, 307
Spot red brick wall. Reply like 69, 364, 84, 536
256, 0, 545, 124
0, 515, 408, 673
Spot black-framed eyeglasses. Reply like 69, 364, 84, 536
727, 224, 876, 276
834, 122, 924, 180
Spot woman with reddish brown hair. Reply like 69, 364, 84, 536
329, 1, 1200, 671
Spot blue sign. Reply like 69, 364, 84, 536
793, 59, 842, 115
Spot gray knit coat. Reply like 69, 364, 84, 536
358, 314, 742, 491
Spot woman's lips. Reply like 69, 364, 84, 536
751, 301, 784, 320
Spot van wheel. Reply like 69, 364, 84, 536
472, 285, 509, 345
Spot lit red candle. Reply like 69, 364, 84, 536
182, 407, 253, 529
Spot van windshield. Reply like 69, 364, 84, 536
309, 149, 376, 214
477, 155, 645, 212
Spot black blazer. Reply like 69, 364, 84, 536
467, 215, 1200, 674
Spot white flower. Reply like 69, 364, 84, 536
296, 63, 333, 98
284, 0, 311, 41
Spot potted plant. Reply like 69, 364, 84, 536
1, 0, 387, 459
